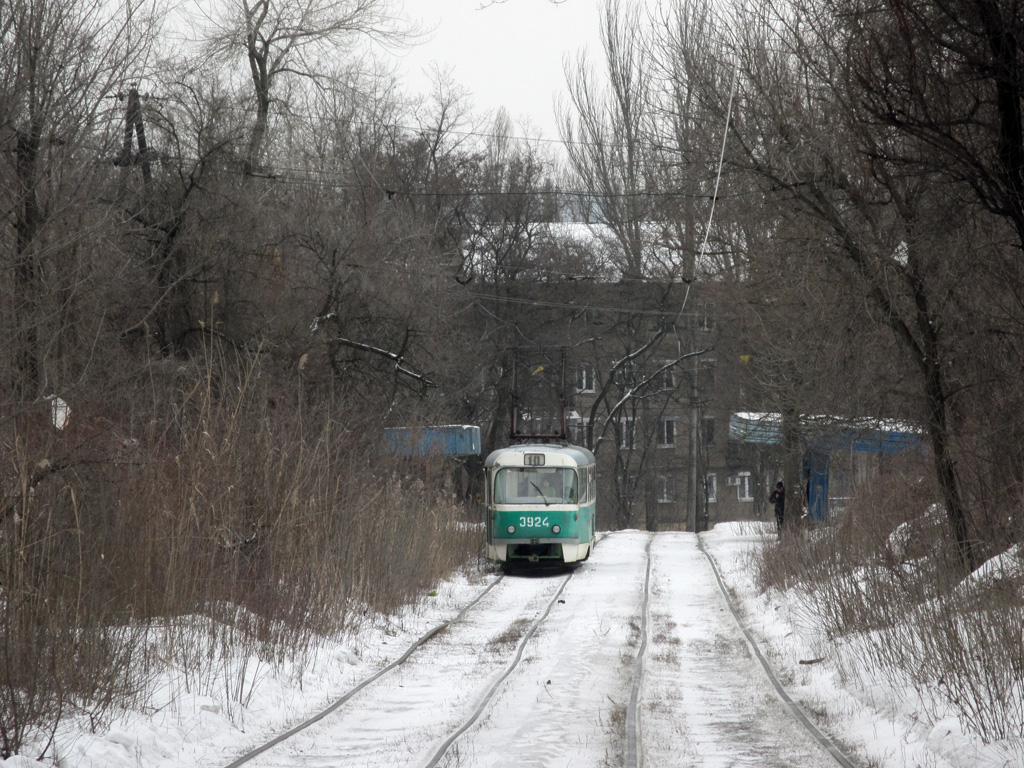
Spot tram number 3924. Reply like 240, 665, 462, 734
519, 516, 549, 528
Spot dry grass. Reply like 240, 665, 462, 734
485, 618, 532, 652
0, 344, 478, 758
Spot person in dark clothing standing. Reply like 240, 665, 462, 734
769, 481, 785, 528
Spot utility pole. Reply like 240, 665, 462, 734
114, 84, 152, 197
781, 407, 802, 528
687, 337, 700, 532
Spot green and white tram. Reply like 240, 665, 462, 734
484, 443, 597, 566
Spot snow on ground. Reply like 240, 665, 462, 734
702, 523, 1024, 768
3, 523, 1022, 767
643, 531, 837, 767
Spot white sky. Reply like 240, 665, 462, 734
388, 0, 607, 143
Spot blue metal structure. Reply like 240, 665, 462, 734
383, 425, 482, 458
728, 413, 924, 522
803, 449, 830, 523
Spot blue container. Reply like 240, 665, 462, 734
383, 425, 482, 458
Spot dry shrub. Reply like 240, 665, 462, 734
753, 457, 1024, 742
0, 433, 154, 758
0, 343, 479, 758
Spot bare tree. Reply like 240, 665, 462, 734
558, 0, 729, 530
574, 293, 705, 530
678, 0, 985, 565
830, 0, 1024, 551
201, 0, 413, 172
834, 0, 1024, 251
559, 0, 658, 280
0, 0, 157, 395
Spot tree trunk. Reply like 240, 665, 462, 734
13, 127, 42, 396
246, 42, 271, 173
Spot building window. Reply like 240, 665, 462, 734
571, 419, 592, 449
658, 362, 676, 390
703, 417, 715, 444
706, 473, 717, 503
697, 313, 715, 332
737, 472, 754, 502
659, 418, 675, 447
699, 356, 717, 385
614, 360, 636, 386
618, 471, 639, 504
576, 363, 595, 393
619, 418, 636, 450
656, 475, 675, 503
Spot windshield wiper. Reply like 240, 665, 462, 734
529, 481, 552, 506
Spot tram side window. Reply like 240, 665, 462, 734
566, 470, 579, 502
492, 468, 519, 504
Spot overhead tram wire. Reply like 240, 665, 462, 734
673, 50, 740, 322
89, 141, 743, 202
175, 98, 690, 156
236, 166, 739, 201
82, 135, 749, 202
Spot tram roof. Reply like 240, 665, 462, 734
484, 443, 596, 468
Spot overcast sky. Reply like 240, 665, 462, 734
387, 0, 606, 144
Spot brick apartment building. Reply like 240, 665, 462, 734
472, 278, 773, 532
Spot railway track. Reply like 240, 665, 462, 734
420, 571, 573, 768
222, 563, 587, 768
640, 532, 860, 768
222, 532, 858, 768
625, 534, 653, 768
221, 572, 509, 768
696, 535, 858, 768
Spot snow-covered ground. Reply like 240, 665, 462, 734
3, 523, 1020, 767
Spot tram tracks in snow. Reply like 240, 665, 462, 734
695, 533, 859, 768
222, 563, 582, 768
420, 571, 574, 768
634, 532, 858, 768
625, 533, 654, 768
221, 571, 507, 768
223, 531, 856, 768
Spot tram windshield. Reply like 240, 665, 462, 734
494, 467, 578, 505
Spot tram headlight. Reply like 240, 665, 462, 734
552, 524, 561, 534
507, 525, 516, 534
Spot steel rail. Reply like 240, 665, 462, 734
421, 532, 617, 766
696, 534, 859, 768
422, 569, 575, 768
222, 573, 505, 768
625, 533, 654, 768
